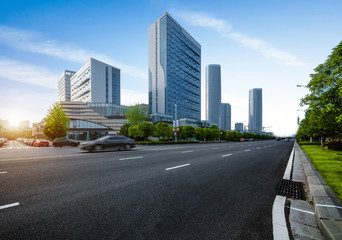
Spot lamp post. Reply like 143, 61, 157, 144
174, 104, 178, 142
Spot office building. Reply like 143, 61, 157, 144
220, 103, 231, 131
71, 58, 120, 104
205, 64, 221, 126
58, 70, 75, 101
248, 88, 262, 133
235, 122, 244, 133
148, 12, 201, 122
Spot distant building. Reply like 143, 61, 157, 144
70, 58, 120, 104
148, 12, 201, 122
19, 120, 30, 129
0, 119, 9, 128
248, 88, 262, 134
32, 120, 45, 138
235, 122, 244, 133
205, 64, 221, 126
220, 103, 231, 131
58, 70, 75, 101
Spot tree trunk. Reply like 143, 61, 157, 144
321, 137, 325, 150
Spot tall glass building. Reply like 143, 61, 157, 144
148, 12, 201, 121
58, 70, 75, 101
220, 103, 231, 131
205, 64, 221, 126
248, 88, 262, 133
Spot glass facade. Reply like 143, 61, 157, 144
87, 102, 126, 117
149, 13, 201, 121
112, 67, 120, 105
248, 88, 263, 133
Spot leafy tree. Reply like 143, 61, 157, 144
119, 123, 131, 137
195, 127, 204, 141
181, 126, 195, 140
128, 124, 139, 139
210, 128, 220, 140
210, 125, 218, 129
137, 122, 155, 141
300, 41, 342, 148
220, 130, 227, 141
155, 122, 172, 139
124, 104, 149, 125
43, 103, 69, 141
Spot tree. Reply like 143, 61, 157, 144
128, 124, 139, 139
195, 127, 204, 141
43, 103, 69, 141
300, 41, 342, 148
210, 128, 220, 140
137, 122, 155, 141
181, 126, 195, 140
119, 123, 131, 137
155, 122, 172, 139
124, 104, 149, 125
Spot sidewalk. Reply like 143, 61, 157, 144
274, 142, 342, 240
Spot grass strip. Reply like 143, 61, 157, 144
300, 144, 342, 203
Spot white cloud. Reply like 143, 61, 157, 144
0, 25, 147, 80
173, 10, 306, 67
0, 58, 59, 88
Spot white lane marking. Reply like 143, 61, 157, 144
256, 147, 261, 150
245, 149, 251, 152
181, 150, 194, 153
165, 163, 191, 171
142, 146, 188, 151
287, 206, 314, 215
0, 202, 20, 210
211, 147, 219, 149
0, 171, 7, 174
222, 154, 232, 157
316, 204, 342, 210
264, 146, 267, 148
119, 156, 143, 161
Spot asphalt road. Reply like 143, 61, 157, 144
0, 140, 293, 239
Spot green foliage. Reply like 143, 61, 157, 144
137, 122, 155, 141
124, 104, 149, 125
43, 103, 69, 141
210, 125, 218, 129
119, 123, 131, 137
155, 122, 172, 139
180, 126, 195, 140
128, 124, 139, 139
195, 127, 204, 141
299, 41, 342, 144
2, 128, 32, 140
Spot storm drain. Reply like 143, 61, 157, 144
277, 179, 305, 200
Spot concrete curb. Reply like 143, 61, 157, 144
296, 142, 342, 240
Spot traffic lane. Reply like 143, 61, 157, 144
1, 142, 293, 239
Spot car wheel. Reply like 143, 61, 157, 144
94, 145, 103, 152
125, 144, 131, 151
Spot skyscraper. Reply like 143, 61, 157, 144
235, 122, 244, 133
58, 70, 75, 101
248, 88, 262, 133
220, 103, 231, 131
205, 64, 221, 126
70, 58, 120, 104
148, 12, 201, 121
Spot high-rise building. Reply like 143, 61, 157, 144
220, 103, 231, 131
235, 122, 244, 133
248, 88, 262, 133
148, 12, 201, 122
70, 58, 120, 104
205, 64, 221, 126
58, 70, 75, 101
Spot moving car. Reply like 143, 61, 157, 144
80, 136, 136, 152
53, 139, 80, 147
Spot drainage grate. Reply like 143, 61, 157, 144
277, 179, 305, 200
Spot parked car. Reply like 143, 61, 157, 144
29, 139, 37, 146
34, 140, 50, 147
53, 139, 80, 147
80, 136, 136, 152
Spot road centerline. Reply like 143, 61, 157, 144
165, 163, 191, 171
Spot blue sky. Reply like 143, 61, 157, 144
0, 0, 341, 136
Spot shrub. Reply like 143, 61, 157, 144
327, 141, 342, 151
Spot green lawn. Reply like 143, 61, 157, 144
300, 144, 342, 203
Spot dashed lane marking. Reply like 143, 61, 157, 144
256, 147, 261, 150
0, 202, 20, 210
165, 163, 191, 171
245, 149, 251, 152
222, 154, 232, 157
181, 150, 194, 153
119, 156, 143, 161
0, 171, 7, 174
211, 147, 219, 149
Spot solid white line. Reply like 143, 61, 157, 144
0, 171, 7, 174
181, 150, 194, 153
316, 204, 342, 210
0, 202, 20, 210
245, 149, 251, 152
119, 156, 143, 161
288, 206, 314, 215
165, 163, 190, 171
222, 154, 232, 157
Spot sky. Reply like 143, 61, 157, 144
0, 0, 341, 136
